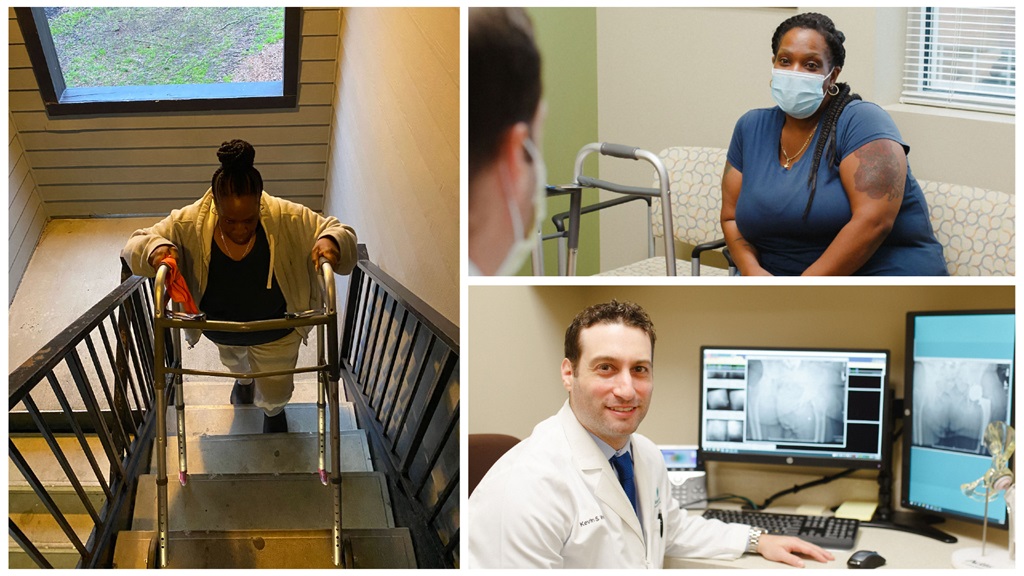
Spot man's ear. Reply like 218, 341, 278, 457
495, 121, 532, 205
561, 358, 574, 393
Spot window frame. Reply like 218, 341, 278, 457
15, 6, 301, 116
901, 6, 1016, 115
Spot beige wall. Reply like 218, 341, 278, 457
9, 112, 48, 302
8, 7, 340, 216
592, 7, 1015, 270
468, 285, 1014, 507
324, 8, 459, 325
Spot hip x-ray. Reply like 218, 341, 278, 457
745, 358, 846, 445
912, 359, 1012, 454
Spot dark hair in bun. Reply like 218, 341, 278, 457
212, 139, 263, 199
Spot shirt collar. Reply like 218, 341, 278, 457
587, 430, 632, 461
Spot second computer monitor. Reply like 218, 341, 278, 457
699, 346, 891, 470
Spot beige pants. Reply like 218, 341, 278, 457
214, 330, 303, 416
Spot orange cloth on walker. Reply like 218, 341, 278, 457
161, 256, 199, 314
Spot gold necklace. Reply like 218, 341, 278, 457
780, 127, 816, 169
218, 225, 254, 260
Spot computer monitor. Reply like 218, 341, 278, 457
901, 310, 1015, 528
698, 346, 891, 471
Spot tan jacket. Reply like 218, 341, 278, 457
121, 189, 357, 345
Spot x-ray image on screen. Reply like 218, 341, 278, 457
706, 418, 744, 442
745, 358, 847, 445
912, 359, 1012, 454
706, 388, 746, 411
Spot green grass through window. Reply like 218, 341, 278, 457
46, 7, 285, 88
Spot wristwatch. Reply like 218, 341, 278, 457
746, 526, 766, 554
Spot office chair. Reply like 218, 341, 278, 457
468, 433, 520, 495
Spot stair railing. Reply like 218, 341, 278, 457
151, 257, 345, 568
340, 245, 460, 568
8, 271, 166, 568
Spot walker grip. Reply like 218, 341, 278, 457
600, 143, 640, 160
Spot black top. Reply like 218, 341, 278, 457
201, 224, 292, 346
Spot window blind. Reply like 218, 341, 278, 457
902, 7, 1015, 115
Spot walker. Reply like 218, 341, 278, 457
151, 258, 346, 567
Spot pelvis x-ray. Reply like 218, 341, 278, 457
706, 388, 746, 411
746, 358, 847, 445
912, 359, 1011, 454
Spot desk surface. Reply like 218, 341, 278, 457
667, 506, 1012, 569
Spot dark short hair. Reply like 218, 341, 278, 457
212, 139, 263, 199
771, 12, 846, 69
468, 7, 542, 181
564, 300, 656, 372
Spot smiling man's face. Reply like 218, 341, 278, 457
562, 322, 653, 450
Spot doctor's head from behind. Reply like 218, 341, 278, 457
468, 7, 546, 276
561, 301, 657, 451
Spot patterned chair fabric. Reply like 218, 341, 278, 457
599, 146, 730, 276
599, 148, 1014, 276
918, 180, 1014, 276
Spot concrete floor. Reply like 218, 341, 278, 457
9, 218, 321, 382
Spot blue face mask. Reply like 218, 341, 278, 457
771, 68, 832, 119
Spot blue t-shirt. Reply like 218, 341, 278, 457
727, 101, 948, 276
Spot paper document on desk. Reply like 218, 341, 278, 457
835, 501, 878, 521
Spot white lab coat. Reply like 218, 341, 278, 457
466, 401, 750, 568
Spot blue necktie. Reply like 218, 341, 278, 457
610, 452, 638, 515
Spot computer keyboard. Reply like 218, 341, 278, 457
702, 509, 859, 550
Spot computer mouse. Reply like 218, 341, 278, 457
847, 550, 885, 569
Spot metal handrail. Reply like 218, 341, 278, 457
150, 257, 344, 567
9, 272, 163, 568
340, 247, 460, 567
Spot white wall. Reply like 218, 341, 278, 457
324, 8, 460, 325
593, 7, 1015, 271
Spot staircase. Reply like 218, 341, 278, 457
111, 380, 416, 568
10, 243, 457, 568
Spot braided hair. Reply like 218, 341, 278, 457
772, 13, 861, 220
212, 139, 263, 199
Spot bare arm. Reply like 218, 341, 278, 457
801, 138, 905, 276
721, 161, 772, 276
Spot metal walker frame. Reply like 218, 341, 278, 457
151, 258, 346, 568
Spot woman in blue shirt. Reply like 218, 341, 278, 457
721, 12, 948, 276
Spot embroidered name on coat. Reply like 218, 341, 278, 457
579, 515, 605, 527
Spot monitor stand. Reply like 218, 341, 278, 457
862, 510, 958, 543
870, 457, 958, 543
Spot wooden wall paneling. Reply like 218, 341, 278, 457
44, 196, 324, 218
38, 180, 325, 203
23, 144, 329, 168
32, 163, 326, 186
15, 106, 333, 132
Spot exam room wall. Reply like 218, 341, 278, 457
323, 8, 460, 324
468, 285, 1014, 507
591, 7, 1016, 271
528, 7, 601, 276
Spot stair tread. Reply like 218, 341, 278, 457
9, 510, 94, 547
179, 379, 345, 405
9, 435, 110, 488
155, 430, 372, 474
132, 472, 394, 531
165, 402, 356, 436
112, 528, 416, 568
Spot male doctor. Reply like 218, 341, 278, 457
466, 300, 835, 568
